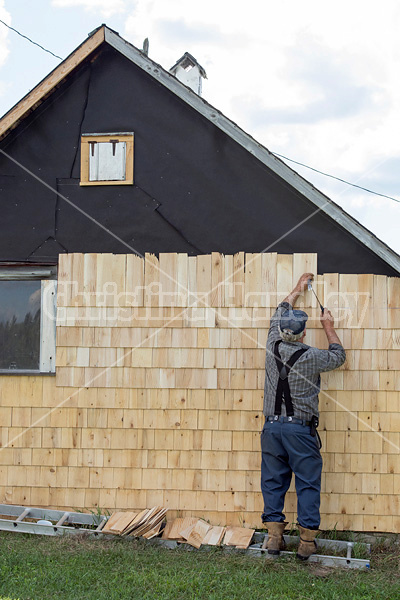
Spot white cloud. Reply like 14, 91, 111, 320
52, 0, 126, 18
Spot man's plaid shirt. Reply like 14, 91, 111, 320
263, 302, 346, 420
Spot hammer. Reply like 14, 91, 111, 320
308, 280, 324, 314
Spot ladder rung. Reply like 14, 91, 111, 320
16, 508, 31, 522
94, 518, 107, 532
56, 512, 70, 527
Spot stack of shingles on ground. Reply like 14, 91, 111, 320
162, 518, 254, 550
103, 507, 167, 539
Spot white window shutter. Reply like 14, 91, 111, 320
89, 141, 127, 181
40, 280, 57, 373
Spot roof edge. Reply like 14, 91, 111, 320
0, 26, 105, 141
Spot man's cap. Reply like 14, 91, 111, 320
279, 309, 308, 335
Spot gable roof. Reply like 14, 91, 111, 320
0, 24, 398, 274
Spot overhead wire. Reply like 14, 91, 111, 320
0, 18, 63, 60
0, 18, 399, 206
273, 151, 400, 204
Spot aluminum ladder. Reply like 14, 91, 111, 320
0, 504, 107, 536
248, 532, 371, 570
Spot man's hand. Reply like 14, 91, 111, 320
282, 272, 314, 306
320, 309, 335, 329
295, 272, 314, 293
320, 309, 342, 345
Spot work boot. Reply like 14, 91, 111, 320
262, 521, 287, 555
296, 525, 318, 560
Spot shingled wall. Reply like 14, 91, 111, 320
0, 252, 399, 533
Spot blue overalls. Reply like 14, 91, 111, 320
261, 340, 322, 529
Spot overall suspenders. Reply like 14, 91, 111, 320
273, 340, 308, 417
273, 340, 322, 448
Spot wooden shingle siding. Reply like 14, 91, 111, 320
0, 252, 399, 533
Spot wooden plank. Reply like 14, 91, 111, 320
166, 517, 198, 541
142, 521, 162, 539
124, 507, 159, 537
387, 276, 400, 328
186, 519, 211, 549
176, 253, 189, 307
202, 526, 226, 546
159, 253, 178, 307
357, 274, 374, 328
245, 253, 262, 308
261, 253, 277, 307
224, 526, 254, 549
120, 508, 150, 536
103, 511, 132, 533
197, 255, 212, 307
0, 27, 105, 140
144, 253, 159, 307
57, 253, 73, 307
187, 256, 198, 308
339, 274, 359, 328
293, 253, 317, 308
211, 253, 225, 307
233, 252, 245, 307
223, 526, 236, 546
224, 254, 235, 307
71, 253, 85, 305
96, 254, 126, 308
126, 254, 144, 307
374, 275, 388, 328
161, 520, 174, 540
179, 522, 197, 540
145, 508, 168, 531
276, 254, 292, 304
83, 254, 98, 307
106, 511, 139, 534
323, 273, 339, 315
129, 508, 168, 537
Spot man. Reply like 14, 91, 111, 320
261, 272, 346, 560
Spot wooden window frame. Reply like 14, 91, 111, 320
80, 133, 134, 186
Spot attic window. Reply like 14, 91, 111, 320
80, 133, 134, 186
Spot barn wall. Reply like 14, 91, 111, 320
0, 252, 399, 532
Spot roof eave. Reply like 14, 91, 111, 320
0, 25, 106, 141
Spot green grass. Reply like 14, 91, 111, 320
0, 532, 399, 600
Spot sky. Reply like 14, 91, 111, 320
0, 0, 399, 256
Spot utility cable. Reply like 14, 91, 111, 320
273, 151, 400, 204
0, 19, 63, 60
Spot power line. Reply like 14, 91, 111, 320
0, 19, 63, 61
273, 151, 400, 204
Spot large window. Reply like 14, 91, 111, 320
0, 268, 57, 373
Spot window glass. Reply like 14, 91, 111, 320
0, 280, 41, 370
